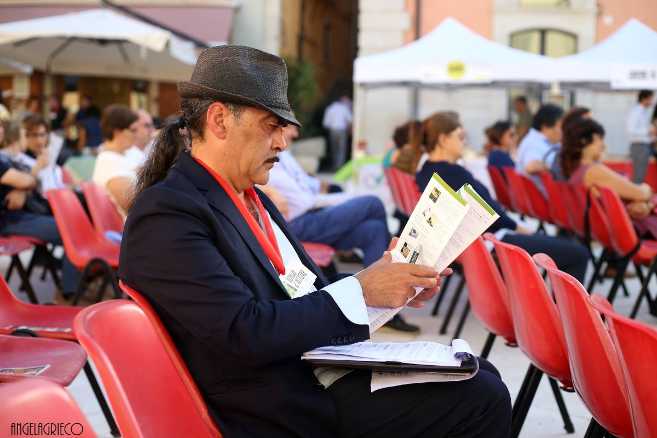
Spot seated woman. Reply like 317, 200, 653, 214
92, 105, 138, 218
0, 121, 79, 297
562, 117, 657, 239
417, 111, 590, 282
383, 120, 423, 174
484, 121, 516, 170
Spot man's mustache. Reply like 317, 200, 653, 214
265, 156, 280, 164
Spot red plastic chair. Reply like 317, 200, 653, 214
81, 182, 124, 234
535, 254, 633, 438
0, 378, 97, 438
487, 166, 514, 212
0, 276, 119, 435
592, 296, 657, 438
563, 183, 587, 239
502, 167, 532, 218
301, 242, 336, 268
46, 188, 121, 304
384, 167, 421, 216
486, 234, 574, 437
0, 236, 39, 303
459, 237, 515, 357
597, 186, 657, 316
518, 173, 551, 224
540, 172, 569, 229
75, 296, 222, 438
0, 334, 87, 387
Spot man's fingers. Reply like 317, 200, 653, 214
407, 264, 439, 278
409, 277, 437, 290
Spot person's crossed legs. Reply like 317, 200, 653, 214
288, 195, 389, 267
329, 358, 511, 438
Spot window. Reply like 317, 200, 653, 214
510, 29, 577, 57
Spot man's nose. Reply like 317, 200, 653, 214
274, 127, 288, 151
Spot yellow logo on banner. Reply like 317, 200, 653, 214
447, 61, 466, 79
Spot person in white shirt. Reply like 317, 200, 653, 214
322, 95, 352, 170
124, 109, 155, 171
515, 103, 564, 191
92, 105, 138, 217
627, 89, 656, 183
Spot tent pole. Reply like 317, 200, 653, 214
410, 85, 419, 119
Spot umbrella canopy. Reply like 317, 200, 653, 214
0, 57, 31, 75
354, 17, 557, 87
0, 9, 198, 82
554, 19, 657, 89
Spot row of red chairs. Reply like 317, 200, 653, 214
460, 234, 656, 438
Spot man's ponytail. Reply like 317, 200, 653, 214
134, 98, 214, 199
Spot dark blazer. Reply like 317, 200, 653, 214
119, 152, 369, 438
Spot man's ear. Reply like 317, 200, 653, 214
206, 102, 229, 140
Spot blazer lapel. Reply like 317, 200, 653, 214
176, 153, 286, 290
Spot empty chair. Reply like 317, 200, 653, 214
75, 296, 222, 438
46, 188, 120, 304
486, 234, 574, 438
591, 296, 657, 438
301, 241, 336, 268
535, 254, 633, 438
518, 173, 551, 225
487, 166, 514, 212
0, 379, 97, 438
563, 183, 587, 239
598, 186, 657, 316
502, 167, 532, 218
0, 276, 118, 436
0, 334, 87, 387
81, 182, 124, 235
459, 237, 515, 357
384, 167, 421, 216
540, 172, 570, 230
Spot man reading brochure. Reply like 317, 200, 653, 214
120, 45, 511, 438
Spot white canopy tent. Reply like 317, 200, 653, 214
0, 9, 198, 82
554, 19, 657, 89
354, 17, 558, 88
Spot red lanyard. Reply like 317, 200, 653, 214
193, 156, 285, 275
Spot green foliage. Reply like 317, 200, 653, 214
285, 57, 322, 137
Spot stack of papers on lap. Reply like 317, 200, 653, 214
368, 173, 500, 332
303, 339, 476, 373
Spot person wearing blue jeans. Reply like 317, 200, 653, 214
287, 195, 389, 267
2, 211, 79, 293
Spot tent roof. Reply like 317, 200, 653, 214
0, 9, 197, 81
554, 19, 657, 88
354, 17, 556, 86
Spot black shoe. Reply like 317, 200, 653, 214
384, 315, 420, 333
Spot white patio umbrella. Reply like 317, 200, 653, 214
0, 9, 199, 82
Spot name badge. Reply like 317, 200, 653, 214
280, 260, 317, 298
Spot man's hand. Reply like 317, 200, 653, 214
31, 150, 50, 176
5, 189, 27, 210
407, 267, 452, 308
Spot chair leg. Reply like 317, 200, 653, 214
606, 257, 630, 304
586, 249, 608, 292
439, 274, 466, 335
583, 418, 608, 438
511, 364, 543, 438
548, 377, 575, 434
431, 273, 452, 316
12, 255, 38, 304
452, 301, 470, 340
480, 333, 496, 359
630, 259, 657, 318
83, 362, 120, 437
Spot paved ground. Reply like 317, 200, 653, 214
6, 228, 655, 437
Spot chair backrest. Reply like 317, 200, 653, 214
487, 166, 514, 211
502, 167, 531, 216
486, 235, 571, 386
591, 296, 657, 438
0, 378, 97, 437
519, 173, 551, 222
536, 255, 632, 438
81, 182, 124, 234
384, 167, 420, 216
597, 186, 640, 256
460, 237, 515, 343
563, 183, 587, 238
587, 189, 613, 249
46, 188, 107, 268
540, 172, 569, 229
74, 298, 222, 438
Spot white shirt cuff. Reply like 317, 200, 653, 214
323, 276, 368, 326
